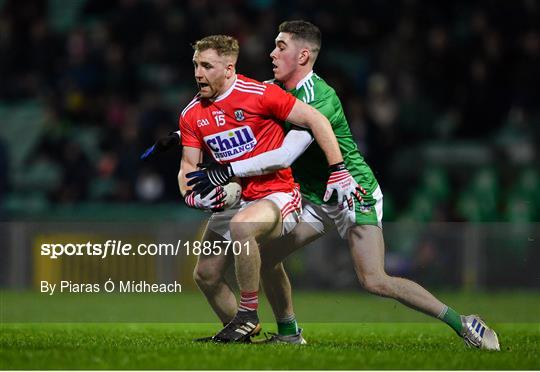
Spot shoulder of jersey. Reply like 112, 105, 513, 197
312, 73, 331, 91
299, 73, 332, 104
235, 75, 267, 96
180, 95, 201, 118
299, 74, 317, 103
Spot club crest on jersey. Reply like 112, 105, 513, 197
204, 126, 257, 161
234, 109, 245, 121
359, 202, 374, 214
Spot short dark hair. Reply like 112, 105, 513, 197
193, 35, 239, 59
278, 20, 321, 54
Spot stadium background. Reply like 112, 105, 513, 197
0, 0, 538, 318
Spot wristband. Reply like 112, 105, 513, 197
329, 162, 346, 172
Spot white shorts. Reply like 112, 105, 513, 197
301, 185, 384, 239
207, 188, 302, 241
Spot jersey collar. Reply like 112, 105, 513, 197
295, 70, 314, 90
214, 75, 237, 102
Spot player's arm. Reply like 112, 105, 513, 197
230, 128, 313, 176
287, 99, 367, 209
179, 146, 226, 211
198, 96, 333, 177
182, 127, 312, 182
285, 99, 343, 166
193, 96, 346, 187
141, 130, 181, 160
179, 146, 202, 197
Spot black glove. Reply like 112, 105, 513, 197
140, 131, 180, 160
186, 162, 234, 198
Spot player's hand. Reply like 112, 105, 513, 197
186, 162, 234, 198
184, 187, 226, 212
140, 131, 181, 160
323, 162, 367, 210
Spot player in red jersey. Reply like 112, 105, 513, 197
178, 35, 358, 342
180, 75, 299, 201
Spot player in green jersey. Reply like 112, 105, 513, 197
186, 21, 499, 350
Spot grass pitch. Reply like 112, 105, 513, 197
1, 323, 538, 370
1, 291, 539, 369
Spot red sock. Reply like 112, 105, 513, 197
239, 290, 258, 312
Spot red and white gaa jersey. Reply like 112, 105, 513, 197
179, 74, 298, 201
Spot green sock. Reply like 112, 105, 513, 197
439, 306, 463, 335
277, 314, 299, 336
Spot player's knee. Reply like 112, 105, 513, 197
359, 272, 392, 296
229, 215, 253, 241
193, 265, 221, 291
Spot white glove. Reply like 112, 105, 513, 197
184, 186, 226, 212
324, 162, 367, 210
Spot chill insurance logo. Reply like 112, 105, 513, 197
203, 126, 257, 161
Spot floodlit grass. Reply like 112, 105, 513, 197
1, 291, 539, 369
1, 323, 538, 370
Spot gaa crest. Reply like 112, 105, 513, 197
235, 109, 245, 121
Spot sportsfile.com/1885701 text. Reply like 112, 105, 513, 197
40, 240, 250, 259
